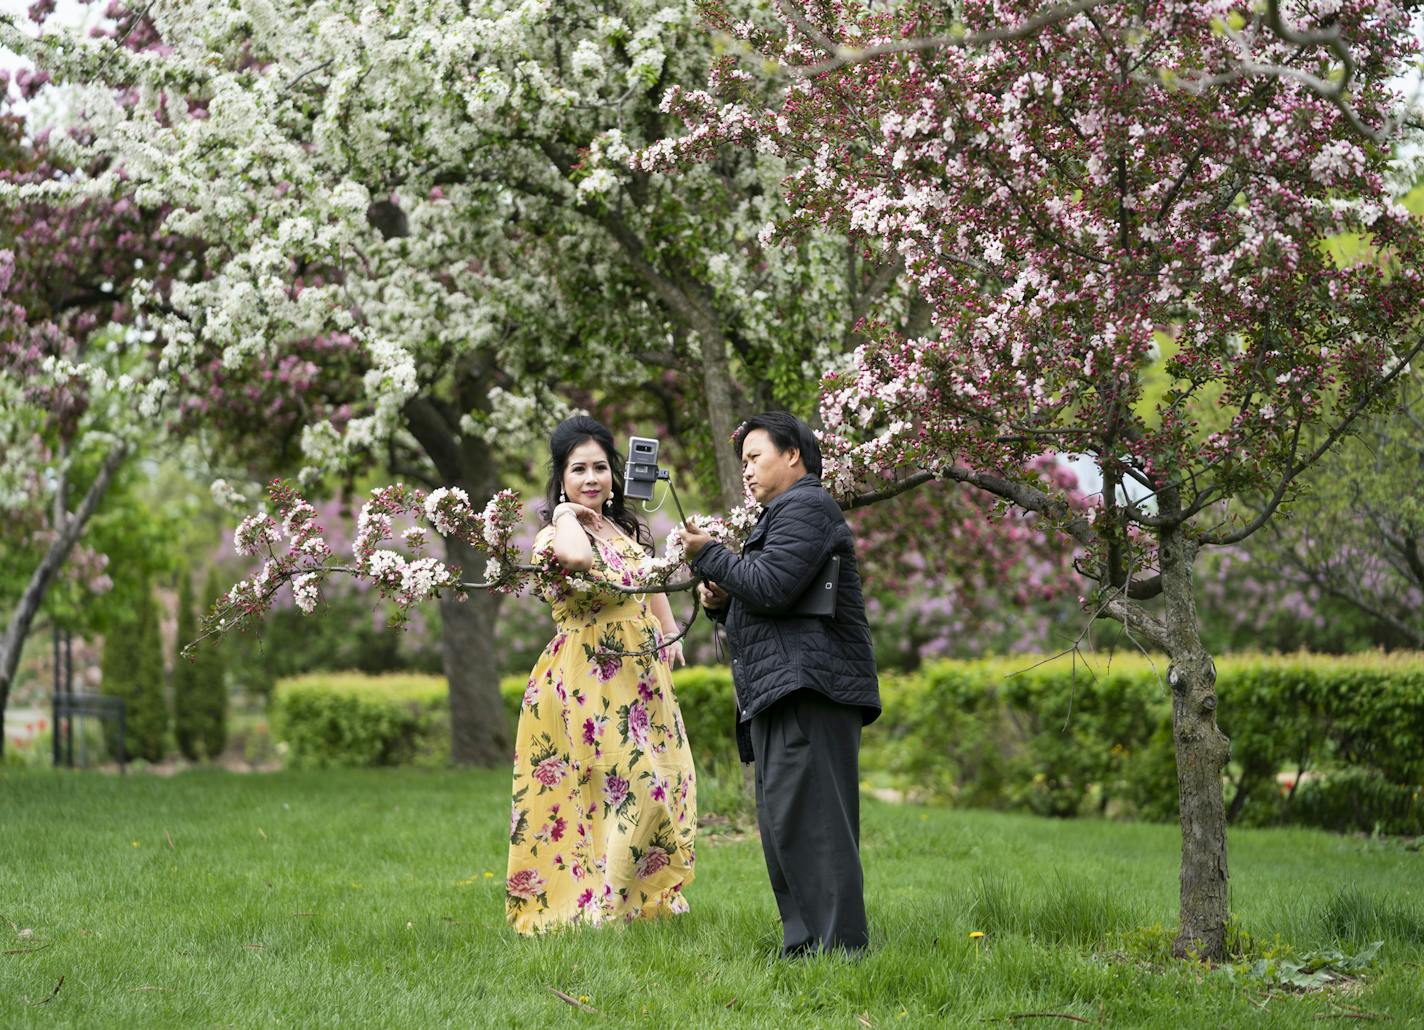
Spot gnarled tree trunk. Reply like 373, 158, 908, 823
1159, 506, 1231, 960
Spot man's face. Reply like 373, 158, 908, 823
740, 428, 802, 505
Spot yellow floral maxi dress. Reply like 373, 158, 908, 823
505, 527, 697, 934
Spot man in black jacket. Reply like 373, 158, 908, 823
677, 412, 881, 956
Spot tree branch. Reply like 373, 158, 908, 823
1199, 336, 1424, 546
1, 442, 128, 705
840, 465, 1095, 546
782, 0, 1113, 76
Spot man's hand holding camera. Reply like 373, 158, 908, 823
677, 520, 727, 609
677, 519, 713, 559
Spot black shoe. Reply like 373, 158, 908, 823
780, 940, 816, 959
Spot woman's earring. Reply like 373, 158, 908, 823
604, 498, 612, 511
559, 488, 566, 503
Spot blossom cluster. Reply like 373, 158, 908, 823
204, 480, 758, 646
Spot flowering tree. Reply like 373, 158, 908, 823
0, 0, 959, 764
642, 0, 1424, 958
0, 65, 196, 753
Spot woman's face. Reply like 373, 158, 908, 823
562, 439, 614, 511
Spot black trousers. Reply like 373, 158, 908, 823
749, 689, 868, 955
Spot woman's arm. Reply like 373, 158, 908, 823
650, 589, 679, 638
649, 584, 686, 667
550, 503, 594, 571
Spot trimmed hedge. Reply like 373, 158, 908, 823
280, 653, 1424, 835
864, 652, 1424, 834
272, 673, 449, 768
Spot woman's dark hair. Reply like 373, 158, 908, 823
732, 411, 822, 478
543, 415, 652, 551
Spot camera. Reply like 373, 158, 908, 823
625, 436, 662, 500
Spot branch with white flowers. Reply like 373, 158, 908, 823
187, 478, 759, 657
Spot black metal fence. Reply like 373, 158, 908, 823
50, 626, 126, 773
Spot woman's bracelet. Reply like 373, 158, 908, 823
553, 508, 578, 524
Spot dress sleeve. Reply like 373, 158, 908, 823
530, 525, 557, 565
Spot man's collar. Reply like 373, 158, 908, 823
764, 473, 821, 509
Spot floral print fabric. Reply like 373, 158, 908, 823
505, 527, 696, 934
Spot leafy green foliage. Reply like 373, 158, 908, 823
338, 653, 1424, 835
863, 653, 1424, 835
271, 673, 450, 768
1220, 940, 1384, 991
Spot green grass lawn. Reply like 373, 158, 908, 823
2, 769, 1422, 1028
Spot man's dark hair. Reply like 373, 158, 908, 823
733, 411, 823, 478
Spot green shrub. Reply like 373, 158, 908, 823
1287, 768, 1424, 837
271, 673, 449, 768
100, 578, 168, 762
863, 656, 1168, 817
1214, 652, 1424, 827
173, 571, 228, 761
665, 666, 737, 767
279, 653, 1424, 838
861, 651, 1424, 835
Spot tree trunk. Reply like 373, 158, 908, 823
592, 213, 746, 508
0, 443, 128, 758
694, 326, 748, 508
403, 389, 514, 765
440, 535, 509, 766
1158, 517, 1231, 961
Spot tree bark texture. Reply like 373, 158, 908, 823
694, 324, 749, 508
1159, 517, 1232, 960
0, 443, 128, 758
405, 391, 508, 767
440, 536, 509, 767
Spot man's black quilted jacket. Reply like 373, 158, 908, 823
692, 474, 881, 761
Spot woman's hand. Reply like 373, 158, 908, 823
553, 502, 601, 529
660, 638, 685, 668
550, 503, 598, 572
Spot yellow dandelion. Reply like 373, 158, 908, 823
578, 995, 590, 1005
970, 930, 986, 960
131, 840, 140, 848
483, 871, 494, 878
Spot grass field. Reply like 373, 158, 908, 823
2, 768, 1422, 1028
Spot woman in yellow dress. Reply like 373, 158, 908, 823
506, 416, 697, 934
